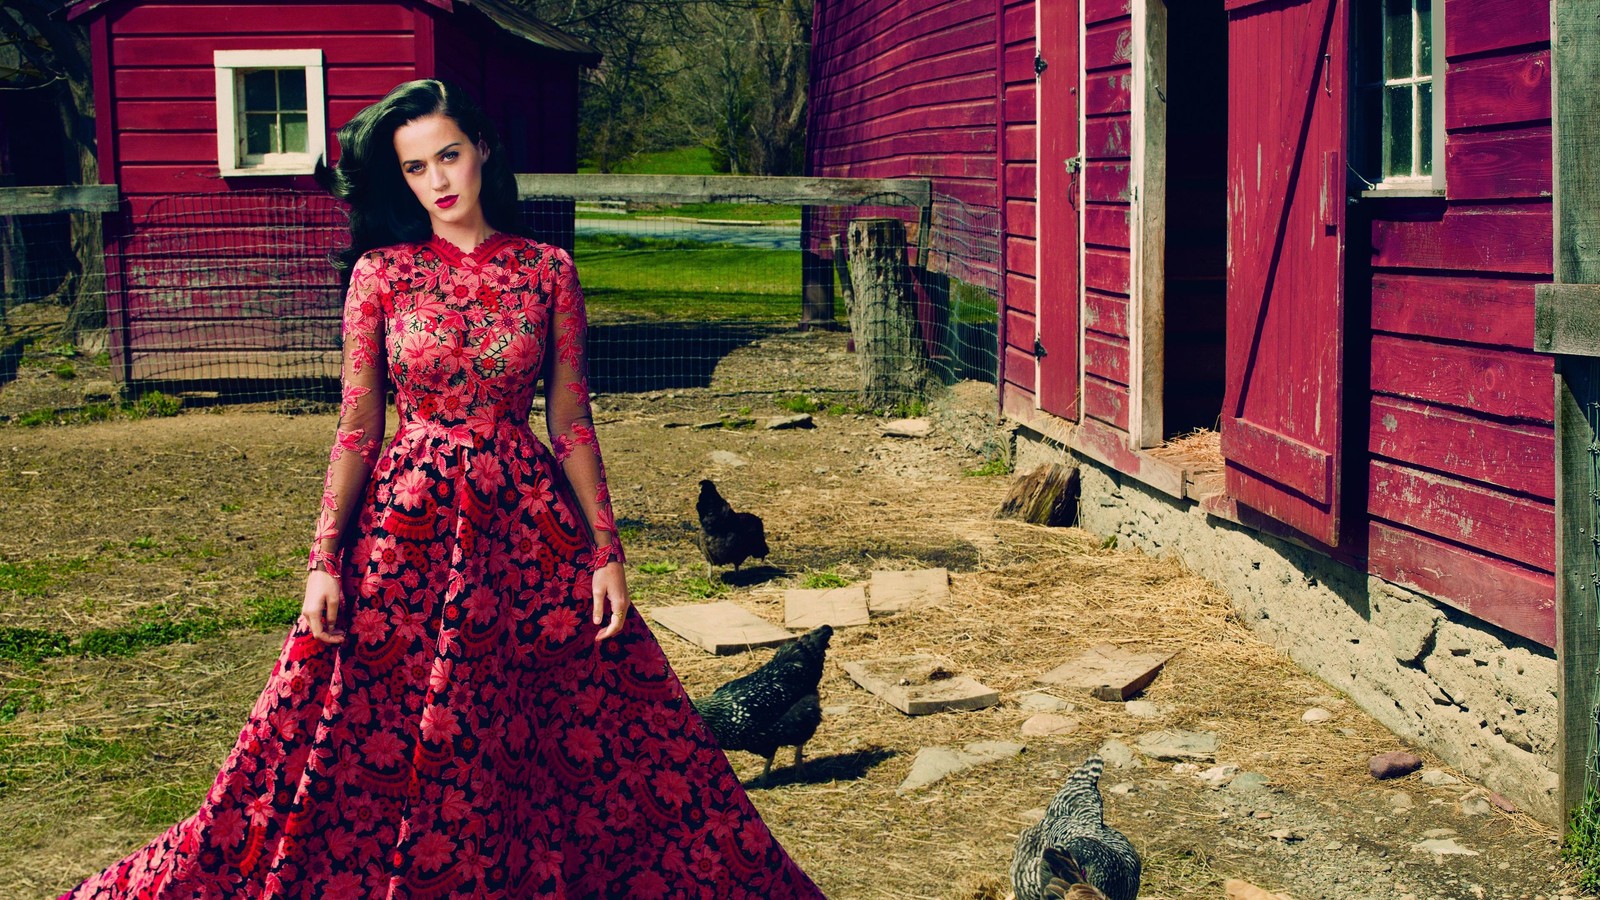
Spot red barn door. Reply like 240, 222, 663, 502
1036, 0, 1081, 420
1222, 0, 1349, 545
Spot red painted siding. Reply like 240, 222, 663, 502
1364, 0, 1556, 643
1080, 6, 1134, 432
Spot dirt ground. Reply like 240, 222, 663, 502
0, 329, 1582, 899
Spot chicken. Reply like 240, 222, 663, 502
692, 624, 832, 782
1011, 756, 1141, 900
696, 479, 769, 575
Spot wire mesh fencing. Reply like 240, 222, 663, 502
0, 182, 1000, 421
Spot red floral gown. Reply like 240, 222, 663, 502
59, 232, 827, 900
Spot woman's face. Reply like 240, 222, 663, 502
393, 112, 491, 233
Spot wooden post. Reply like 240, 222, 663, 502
845, 217, 928, 407
799, 205, 836, 330
1543, 0, 1600, 824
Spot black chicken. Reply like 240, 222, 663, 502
692, 624, 832, 782
1011, 755, 1141, 900
695, 479, 769, 575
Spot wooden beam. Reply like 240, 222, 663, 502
1536, 283, 1600, 355
1549, 0, 1600, 824
1129, 0, 1168, 449
0, 184, 119, 216
515, 174, 933, 208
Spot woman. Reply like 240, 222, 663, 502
59, 79, 827, 899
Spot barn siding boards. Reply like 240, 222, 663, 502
1369, 396, 1557, 499
1445, 0, 1551, 58
1371, 274, 1541, 348
1369, 460, 1556, 573
1444, 51, 1551, 131
1369, 521, 1557, 647
1446, 127, 1554, 200
1370, 206, 1553, 274
1370, 334, 1555, 423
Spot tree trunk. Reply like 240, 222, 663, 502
845, 217, 927, 407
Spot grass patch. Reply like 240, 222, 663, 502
680, 576, 728, 599
76, 617, 227, 658
243, 594, 301, 631
776, 394, 824, 414
575, 234, 805, 323
52, 362, 76, 379
255, 557, 293, 580
963, 457, 1011, 477
581, 145, 717, 175
0, 627, 74, 665
1565, 790, 1600, 891
127, 391, 181, 419
129, 536, 158, 550
800, 570, 852, 590
637, 561, 679, 575
0, 677, 46, 724
0, 557, 89, 597
221, 502, 242, 513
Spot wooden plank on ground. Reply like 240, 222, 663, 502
842, 656, 1000, 715
1035, 642, 1174, 700
783, 586, 870, 630
867, 568, 951, 614
649, 601, 795, 655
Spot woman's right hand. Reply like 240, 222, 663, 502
302, 571, 346, 644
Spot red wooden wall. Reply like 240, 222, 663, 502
1080, 1, 1134, 433
997, 0, 1037, 406
806, 0, 1002, 291
1364, 0, 1556, 645
82, 0, 582, 384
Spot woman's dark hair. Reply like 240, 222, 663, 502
315, 79, 522, 274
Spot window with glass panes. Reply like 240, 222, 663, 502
240, 69, 309, 160
1354, 0, 1441, 186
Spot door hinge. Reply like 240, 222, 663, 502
1064, 155, 1083, 174
1034, 54, 1048, 76
1034, 335, 1048, 358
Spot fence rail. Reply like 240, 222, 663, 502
0, 185, 120, 216
514, 174, 932, 208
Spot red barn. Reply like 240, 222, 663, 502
809, 0, 1573, 823
68, 0, 597, 384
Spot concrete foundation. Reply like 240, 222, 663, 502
1015, 429, 1561, 824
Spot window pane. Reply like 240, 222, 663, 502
1419, 81, 1433, 176
1418, 0, 1433, 73
245, 114, 276, 155
243, 70, 277, 112
1385, 85, 1413, 177
1385, 0, 1412, 79
281, 114, 308, 153
278, 70, 306, 111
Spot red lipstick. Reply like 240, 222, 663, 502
435, 195, 458, 209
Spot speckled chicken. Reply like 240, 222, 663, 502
692, 624, 832, 781
696, 479, 769, 574
1011, 756, 1141, 900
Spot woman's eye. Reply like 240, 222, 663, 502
442, 151, 459, 162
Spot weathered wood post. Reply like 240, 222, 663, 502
845, 217, 928, 407
799, 206, 836, 330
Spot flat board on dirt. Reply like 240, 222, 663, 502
784, 586, 870, 629
842, 655, 1000, 715
649, 601, 795, 655
1035, 643, 1174, 700
867, 568, 950, 614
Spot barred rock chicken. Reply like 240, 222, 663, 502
696, 479, 769, 575
692, 624, 832, 782
1011, 755, 1141, 900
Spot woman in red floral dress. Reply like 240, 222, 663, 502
58, 79, 828, 900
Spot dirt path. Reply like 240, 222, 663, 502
0, 332, 1579, 898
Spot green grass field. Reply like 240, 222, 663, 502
576, 233, 836, 322
577, 146, 802, 223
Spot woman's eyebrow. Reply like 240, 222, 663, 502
400, 142, 463, 166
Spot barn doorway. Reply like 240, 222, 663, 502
1160, 1, 1228, 438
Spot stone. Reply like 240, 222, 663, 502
1124, 700, 1163, 719
896, 741, 1025, 794
1020, 713, 1079, 737
1197, 764, 1240, 789
708, 450, 747, 467
784, 586, 870, 630
881, 417, 932, 438
1099, 740, 1142, 769
1136, 729, 1219, 762
765, 413, 815, 430
1368, 751, 1424, 780
1458, 795, 1493, 817
1171, 763, 1200, 776
1252, 810, 1274, 820
1387, 791, 1415, 811
1036, 643, 1174, 701
843, 656, 1000, 715
1108, 782, 1138, 796
1225, 880, 1291, 900
1419, 768, 1462, 787
1302, 707, 1334, 723
1267, 829, 1304, 842
1017, 691, 1075, 712
867, 568, 950, 614
1488, 791, 1517, 813
1421, 828, 1458, 838
648, 602, 794, 655
1229, 772, 1272, 793
1413, 838, 1479, 856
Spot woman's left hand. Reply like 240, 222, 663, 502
592, 560, 630, 641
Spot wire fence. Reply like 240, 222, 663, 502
0, 183, 999, 420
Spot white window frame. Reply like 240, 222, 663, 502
1360, 2, 1445, 196
214, 49, 326, 177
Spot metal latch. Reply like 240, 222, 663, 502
1035, 54, 1047, 76
1034, 336, 1048, 358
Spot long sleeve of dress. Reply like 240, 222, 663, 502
307, 251, 390, 575
544, 246, 624, 568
